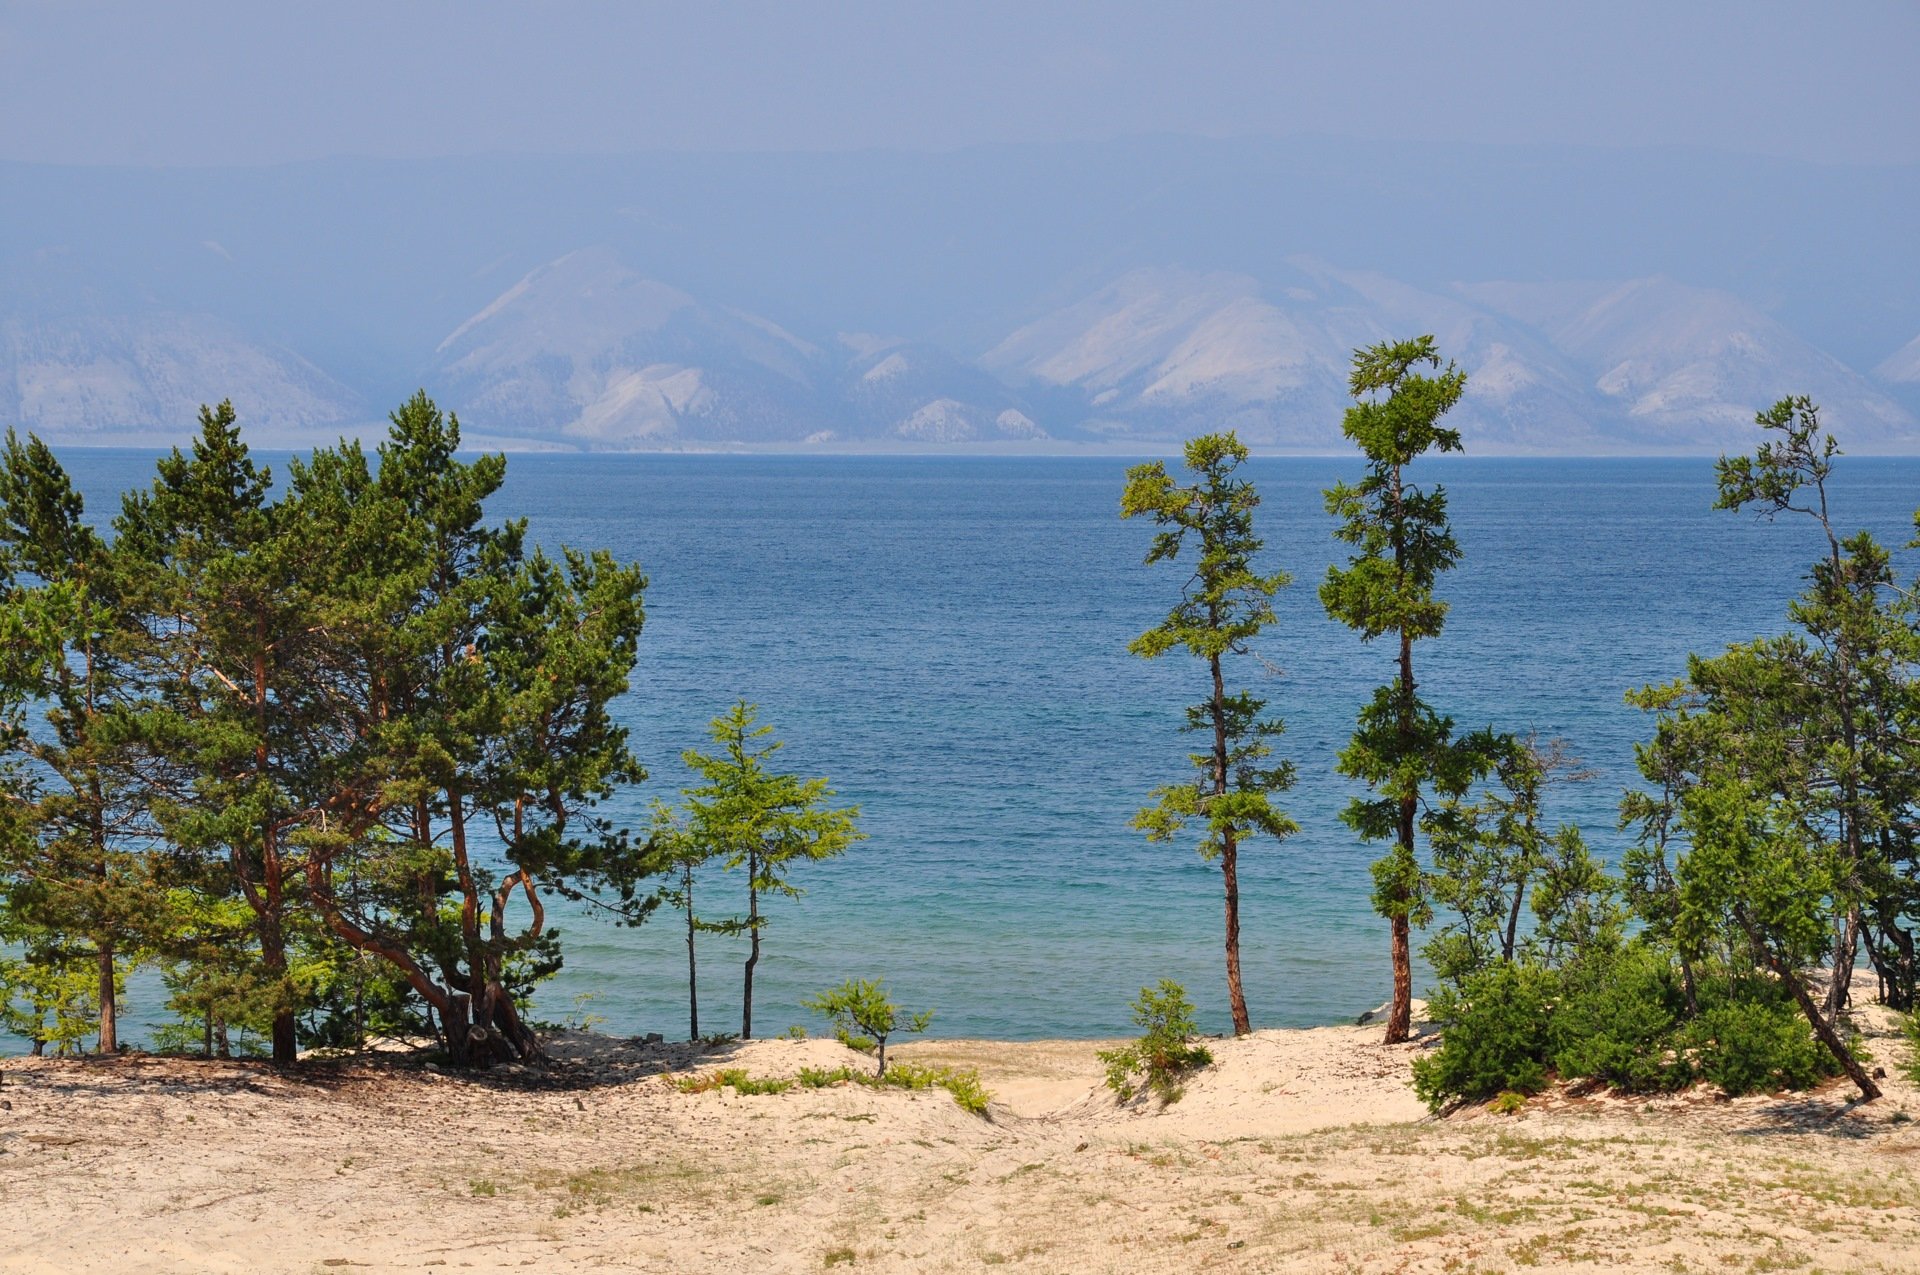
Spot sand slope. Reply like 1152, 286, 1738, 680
2, 1013, 1917, 1273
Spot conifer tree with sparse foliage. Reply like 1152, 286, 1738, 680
679, 701, 862, 1040
1122, 433, 1296, 1036
1321, 337, 1482, 1045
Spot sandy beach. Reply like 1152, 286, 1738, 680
3, 1005, 1917, 1274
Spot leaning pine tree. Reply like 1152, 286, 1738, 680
1321, 337, 1480, 1046
1122, 433, 1297, 1037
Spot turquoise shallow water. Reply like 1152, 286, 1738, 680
20, 452, 1920, 1045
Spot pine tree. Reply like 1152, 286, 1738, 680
287, 395, 656, 1066
113, 403, 335, 1065
1713, 397, 1919, 1015
0, 431, 154, 1053
680, 701, 861, 1040
1320, 337, 1481, 1045
1121, 432, 1296, 1036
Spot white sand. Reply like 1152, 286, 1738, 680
1, 1009, 1916, 1273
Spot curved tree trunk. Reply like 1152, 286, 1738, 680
1746, 913, 1879, 1101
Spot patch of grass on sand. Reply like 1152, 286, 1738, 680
682, 1062, 992, 1114
676, 1068, 794, 1096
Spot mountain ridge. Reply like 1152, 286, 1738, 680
2, 135, 1914, 453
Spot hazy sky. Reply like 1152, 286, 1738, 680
2, 1, 1916, 167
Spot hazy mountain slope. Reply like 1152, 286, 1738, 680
982, 266, 1607, 450
0, 311, 364, 444
431, 249, 1050, 447
4, 139, 1912, 373
2, 138, 1913, 452
982, 268, 1360, 445
1463, 278, 1917, 449
1878, 334, 1920, 384
837, 336, 1044, 443
431, 248, 835, 446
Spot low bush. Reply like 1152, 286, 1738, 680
1685, 999, 1836, 1096
1548, 947, 1692, 1093
880, 1061, 992, 1114
1488, 1090, 1528, 1115
803, 978, 932, 1076
1410, 961, 1556, 1110
1098, 980, 1214, 1104
1416, 947, 1857, 1110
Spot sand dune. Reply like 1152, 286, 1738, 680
2, 1011, 1916, 1273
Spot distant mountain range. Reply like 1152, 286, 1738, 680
0, 311, 363, 446
976, 262, 1913, 451
3, 142, 1917, 453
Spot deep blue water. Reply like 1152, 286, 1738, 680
20, 453, 1920, 1044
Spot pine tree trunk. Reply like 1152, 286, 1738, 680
254, 638, 297, 1068
90, 762, 115, 1054
1383, 462, 1417, 1047
1385, 624, 1417, 1046
1210, 651, 1252, 1036
1386, 914, 1413, 1043
1222, 835, 1250, 1036
96, 947, 116, 1053
1824, 905, 1859, 1020
1747, 914, 1879, 1101
444, 993, 477, 1065
685, 870, 700, 1040
259, 908, 298, 1066
742, 865, 760, 1040
1502, 881, 1526, 964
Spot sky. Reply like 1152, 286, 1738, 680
1, 0, 1915, 167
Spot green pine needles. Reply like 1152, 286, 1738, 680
1122, 433, 1296, 1036
1321, 336, 1478, 1045
803, 977, 932, 1076
678, 701, 863, 1041
1098, 979, 1214, 1104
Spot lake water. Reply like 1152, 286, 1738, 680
23, 452, 1920, 1044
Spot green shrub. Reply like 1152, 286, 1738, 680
1903, 1013, 1920, 1086
880, 1061, 992, 1114
1098, 979, 1214, 1104
1548, 947, 1693, 1093
1488, 1090, 1528, 1115
803, 978, 932, 1076
1685, 1000, 1837, 1096
1411, 961, 1557, 1111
